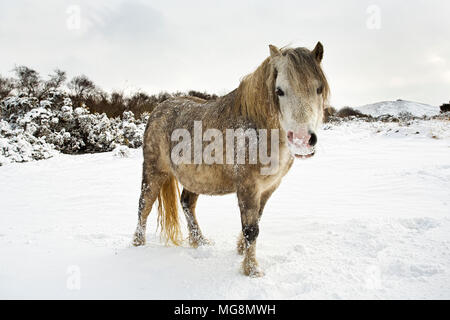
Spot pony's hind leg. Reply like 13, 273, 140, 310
132, 167, 167, 246
180, 188, 209, 248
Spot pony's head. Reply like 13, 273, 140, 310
235, 42, 329, 159
269, 42, 329, 159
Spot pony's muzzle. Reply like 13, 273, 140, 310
286, 128, 316, 158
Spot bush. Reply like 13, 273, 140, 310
323, 106, 336, 122
0, 64, 220, 165
0, 92, 148, 165
440, 102, 450, 113
68, 74, 97, 107
0, 76, 14, 100
126, 92, 158, 117
188, 90, 218, 101
3, 65, 219, 120
84, 91, 172, 118
13, 66, 66, 100
335, 107, 367, 118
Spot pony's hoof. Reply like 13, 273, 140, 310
242, 260, 264, 277
132, 235, 146, 247
190, 236, 212, 248
243, 265, 265, 278
249, 269, 265, 278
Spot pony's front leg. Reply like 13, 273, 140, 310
237, 183, 279, 255
237, 188, 263, 277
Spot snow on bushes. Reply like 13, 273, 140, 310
0, 119, 56, 164
0, 92, 149, 165
112, 145, 132, 158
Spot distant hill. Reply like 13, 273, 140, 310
354, 100, 440, 117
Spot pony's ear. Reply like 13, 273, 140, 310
269, 44, 281, 58
312, 42, 324, 63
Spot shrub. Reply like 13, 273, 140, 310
323, 106, 336, 122
0, 93, 148, 165
335, 107, 367, 118
0, 64, 220, 165
13, 66, 66, 100
0, 76, 14, 100
188, 90, 218, 101
440, 102, 450, 113
68, 75, 97, 107
126, 92, 158, 117
3, 64, 220, 120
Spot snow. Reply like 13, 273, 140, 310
0, 120, 449, 299
354, 100, 440, 117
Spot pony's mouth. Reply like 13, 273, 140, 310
287, 141, 315, 159
295, 152, 315, 159
285, 129, 316, 160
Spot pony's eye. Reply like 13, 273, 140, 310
276, 87, 285, 96
317, 86, 323, 95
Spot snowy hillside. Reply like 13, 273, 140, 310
354, 100, 440, 117
1, 119, 449, 299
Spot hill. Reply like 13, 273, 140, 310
354, 100, 439, 117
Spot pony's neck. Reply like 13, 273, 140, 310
230, 58, 280, 129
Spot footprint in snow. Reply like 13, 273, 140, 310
398, 218, 439, 232
187, 246, 215, 259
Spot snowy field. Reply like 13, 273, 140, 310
1, 120, 449, 299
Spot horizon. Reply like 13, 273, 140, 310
2, 63, 446, 109
1, 0, 449, 108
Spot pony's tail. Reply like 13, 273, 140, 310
157, 175, 182, 246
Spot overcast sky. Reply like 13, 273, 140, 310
1, 0, 449, 107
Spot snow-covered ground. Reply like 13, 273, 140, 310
354, 100, 440, 117
1, 120, 449, 299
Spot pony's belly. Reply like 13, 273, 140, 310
173, 164, 236, 195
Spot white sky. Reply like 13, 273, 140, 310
1, 0, 449, 107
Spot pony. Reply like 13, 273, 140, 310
132, 42, 330, 277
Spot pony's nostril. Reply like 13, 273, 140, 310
287, 131, 294, 143
308, 133, 317, 147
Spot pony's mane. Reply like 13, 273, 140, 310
233, 57, 277, 127
233, 46, 330, 127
